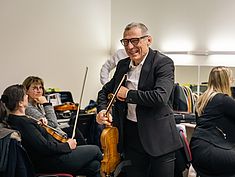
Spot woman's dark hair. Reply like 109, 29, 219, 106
0, 84, 25, 120
0, 100, 7, 122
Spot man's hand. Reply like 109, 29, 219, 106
96, 110, 112, 126
117, 86, 129, 101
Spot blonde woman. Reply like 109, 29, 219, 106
22, 76, 65, 135
22, 76, 86, 145
190, 66, 235, 177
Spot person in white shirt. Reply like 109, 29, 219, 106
100, 48, 128, 85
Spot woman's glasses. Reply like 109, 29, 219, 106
30, 86, 43, 91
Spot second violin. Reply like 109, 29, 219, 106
100, 74, 127, 177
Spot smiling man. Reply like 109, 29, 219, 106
96, 22, 182, 177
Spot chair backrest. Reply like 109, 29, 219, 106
174, 126, 192, 176
0, 127, 35, 177
178, 127, 192, 163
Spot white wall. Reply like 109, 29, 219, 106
111, 0, 235, 55
0, 0, 110, 108
2, 0, 235, 106
111, 0, 235, 85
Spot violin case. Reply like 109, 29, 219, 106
46, 91, 98, 145
45, 91, 78, 120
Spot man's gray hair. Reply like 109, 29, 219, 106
124, 22, 149, 35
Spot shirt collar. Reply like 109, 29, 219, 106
129, 51, 149, 69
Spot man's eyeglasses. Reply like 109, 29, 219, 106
120, 35, 148, 47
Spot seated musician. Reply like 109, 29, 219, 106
22, 76, 86, 144
190, 66, 235, 176
0, 84, 102, 177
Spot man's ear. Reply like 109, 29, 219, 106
147, 36, 152, 46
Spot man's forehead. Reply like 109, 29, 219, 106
123, 28, 142, 37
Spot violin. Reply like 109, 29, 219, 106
42, 124, 68, 143
54, 102, 78, 112
28, 116, 68, 143
100, 74, 127, 177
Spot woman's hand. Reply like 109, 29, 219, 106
96, 110, 112, 126
34, 96, 48, 104
38, 117, 48, 125
67, 139, 77, 150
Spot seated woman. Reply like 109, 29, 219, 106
190, 66, 235, 176
0, 84, 102, 177
22, 76, 86, 144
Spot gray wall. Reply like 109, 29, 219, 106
111, 0, 235, 86
111, 0, 235, 53
1, 0, 235, 106
0, 0, 110, 107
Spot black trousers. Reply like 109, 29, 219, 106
124, 119, 175, 177
35, 145, 103, 177
62, 126, 87, 145
190, 138, 235, 177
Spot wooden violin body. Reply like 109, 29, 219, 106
99, 74, 127, 176
28, 115, 68, 143
42, 124, 68, 143
54, 102, 78, 111
100, 126, 121, 176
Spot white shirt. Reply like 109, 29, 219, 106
126, 55, 147, 122
100, 49, 128, 85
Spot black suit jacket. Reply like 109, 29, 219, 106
97, 48, 182, 156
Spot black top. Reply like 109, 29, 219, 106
192, 93, 235, 149
7, 114, 71, 166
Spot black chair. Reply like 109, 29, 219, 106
174, 126, 192, 177
0, 127, 74, 177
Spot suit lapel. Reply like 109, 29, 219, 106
138, 49, 156, 89
114, 59, 130, 91
119, 59, 130, 76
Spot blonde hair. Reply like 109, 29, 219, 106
196, 66, 232, 116
22, 76, 45, 95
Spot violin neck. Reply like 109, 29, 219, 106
27, 115, 59, 133
105, 74, 127, 115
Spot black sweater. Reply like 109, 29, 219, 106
192, 93, 235, 149
7, 114, 71, 167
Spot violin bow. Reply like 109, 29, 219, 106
71, 66, 88, 139
105, 74, 127, 116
